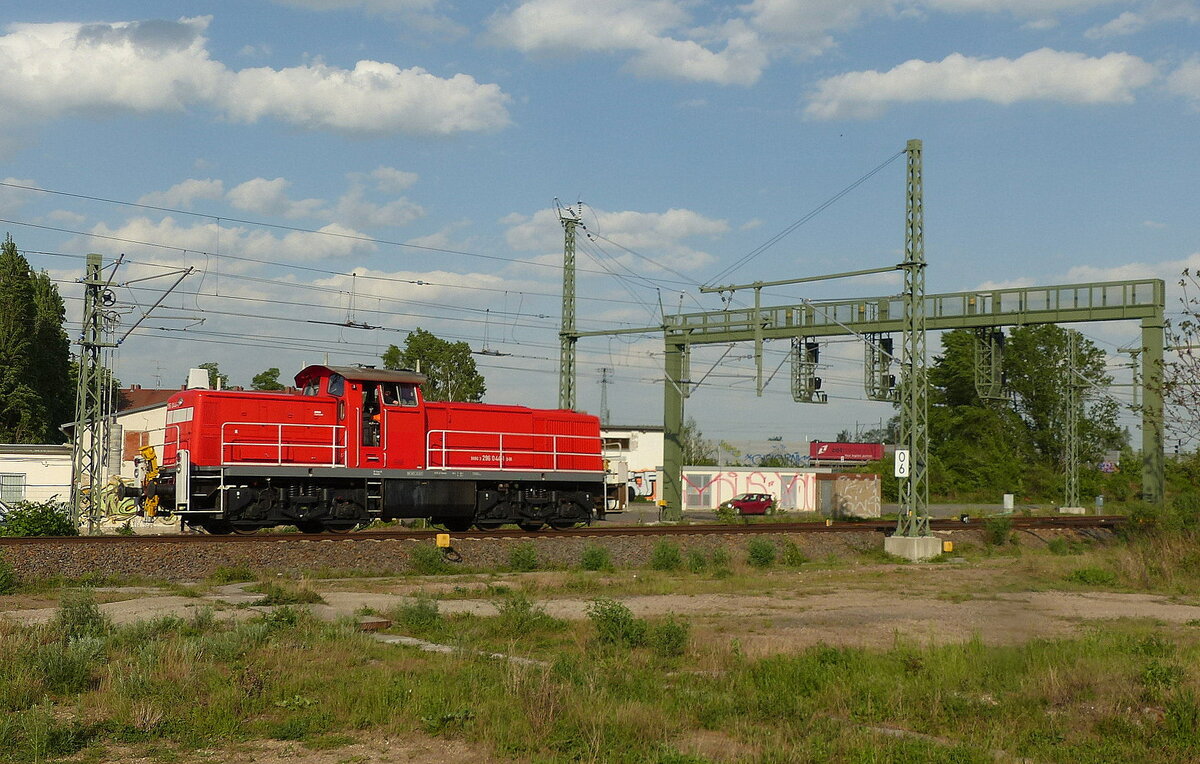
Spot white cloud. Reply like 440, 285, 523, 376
805, 49, 1157, 119
1143, 220, 1167, 229
505, 205, 728, 272
0, 17, 510, 136
1085, 1, 1200, 38
369, 166, 419, 193
1167, 57, 1200, 109
227, 178, 325, 219
1063, 252, 1200, 284
268, 0, 466, 38
334, 186, 425, 228
79, 216, 377, 265
0, 177, 39, 214
137, 178, 225, 208
487, 0, 769, 85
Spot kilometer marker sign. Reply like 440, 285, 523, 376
894, 449, 910, 478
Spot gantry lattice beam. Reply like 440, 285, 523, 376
651, 277, 1165, 519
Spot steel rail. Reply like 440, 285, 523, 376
0, 515, 1126, 547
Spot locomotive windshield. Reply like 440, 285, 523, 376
327, 374, 345, 396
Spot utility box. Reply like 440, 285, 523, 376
816, 473, 881, 518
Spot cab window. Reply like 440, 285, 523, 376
302, 380, 319, 396
380, 382, 418, 407
326, 374, 345, 396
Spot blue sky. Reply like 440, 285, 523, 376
1, 0, 1197, 446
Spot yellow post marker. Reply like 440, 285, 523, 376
825, 518, 833, 527
435, 533, 451, 548
942, 540, 954, 553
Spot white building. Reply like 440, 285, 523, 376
0, 444, 73, 506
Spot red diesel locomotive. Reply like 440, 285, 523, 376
140, 365, 606, 533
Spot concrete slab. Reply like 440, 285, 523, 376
1059, 506, 1087, 515
884, 535, 943, 562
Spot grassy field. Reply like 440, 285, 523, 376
2, 528, 1200, 762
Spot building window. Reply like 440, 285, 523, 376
0, 473, 25, 503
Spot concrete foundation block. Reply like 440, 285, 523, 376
884, 535, 944, 562
1059, 506, 1087, 515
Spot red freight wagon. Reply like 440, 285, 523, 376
809, 441, 885, 462
144, 365, 605, 534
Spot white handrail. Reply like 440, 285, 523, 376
425, 429, 603, 471
220, 421, 346, 466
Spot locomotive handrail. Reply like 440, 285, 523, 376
220, 422, 347, 466
425, 429, 603, 471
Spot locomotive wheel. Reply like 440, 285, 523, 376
517, 522, 544, 532
474, 521, 503, 531
325, 522, 358, 534
296, 522, 325, 534
439, 518, 473, 533
548, 520, 578, 530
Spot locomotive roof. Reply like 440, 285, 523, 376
295, 364, 427, 385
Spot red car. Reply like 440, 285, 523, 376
721, 493, 775, 515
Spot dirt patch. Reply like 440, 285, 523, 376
8, 562, 1200, 653
81, 732, 499, 764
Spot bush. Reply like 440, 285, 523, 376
31, 638, 105, 694
252, 582, 324, 605
1067, 566, 1118, 586
686, 549, 707, 574
580, 545, 612, 572
710, 548, 733, 578
1, 500, 77, 537
586, 598, 646, 647
51, 590, 110, 640
780, 540, 808, 567
747, 539, 776, 568
394, 595, 441, 633
0, 553, 17, 594
494, 592, 559, 636
650, 541, 682, 571
409, 545, 449, 575
509, 542, 539, 572
649, 616, 690, 658
985, 516, 1013, 546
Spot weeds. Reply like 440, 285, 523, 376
985, 516, 1013, 546
649, 616, 689, 657
409, 545, 450, 575
580, 545, 612, 572
780, 540, 808, 567
0, 553, 17, 594
650, 541, 682, 571
493, 592, 561, 637
51, 590, 110, 640
686, 549, 707, 574
392, 595, 441, 634
1067, 566, 1118, 587
747, 539, 776, 568
509, 543, 539, 572
250, 582, 325, 605
207, 564, 256, 584
586, 598, 647, 647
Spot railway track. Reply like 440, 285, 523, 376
0, 514, 1125, 546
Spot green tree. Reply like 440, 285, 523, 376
198, 362, 229, 390
0, 235, 46, 442
381, 328, 485, 402
251, 367, 286, 391
29, 270, 73, 441
1164, 268, 1200, 445
681, 416, 716, 465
